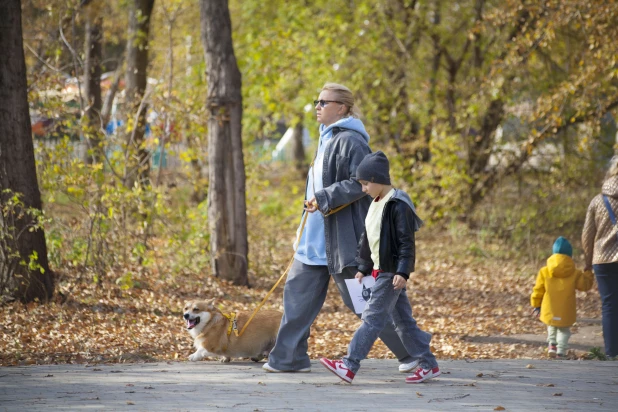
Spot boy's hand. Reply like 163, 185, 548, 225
531, 307, 540, 318
355, 271, 364, 283
393, 274, 406, 290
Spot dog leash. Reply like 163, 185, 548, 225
237, 199, 353, 337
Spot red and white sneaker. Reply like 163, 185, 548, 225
405, 366, 441, 383
319, 358, 355, 383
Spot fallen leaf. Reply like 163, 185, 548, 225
494, 407, 505, 411
476, 373, 483, 377
553, 393, 563, 396
416, 392, 423, 397
525, 364, 535, 369
126, 401, 135, 405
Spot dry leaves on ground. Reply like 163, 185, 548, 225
0, 230, 601, 366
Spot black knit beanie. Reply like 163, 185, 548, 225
355, 151, 391, 185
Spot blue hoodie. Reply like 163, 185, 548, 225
294, 117, 371, 266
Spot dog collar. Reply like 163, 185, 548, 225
221, 312, 239, 337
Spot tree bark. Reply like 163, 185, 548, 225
0, 0, 54, 302
291, 118, 306, 174
124, 0, 155, 188
199, 0, 248, 286
83, 15, 103, 164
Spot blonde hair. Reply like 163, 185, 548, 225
321, 83, 363, 118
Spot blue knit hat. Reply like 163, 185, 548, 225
552, 236, 572, 257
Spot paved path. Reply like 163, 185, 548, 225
1, 359, 616, 411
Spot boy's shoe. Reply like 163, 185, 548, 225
548, 343, 557, 358
556, 352, 566, 359
405, 366, 441, 383
399, 360, 420, 373
319, 358, 355, 383
262, 363, 311, 373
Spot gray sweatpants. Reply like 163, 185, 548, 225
267, 259, 414, 371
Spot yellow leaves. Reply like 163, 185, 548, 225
66, 186, 84, 197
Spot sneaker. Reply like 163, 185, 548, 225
405, 366, 441, 383
548, 343, 557, 358
319, 358, 355, 383
262, 363, 311, 373
399, 359, 420, 373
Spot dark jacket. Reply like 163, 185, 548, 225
313, 127, 372, 275
356, 189, 423, 279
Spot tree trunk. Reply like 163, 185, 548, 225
124, 0, 155, 188
291, 118, 306, 174
83, 16, 103, 164
101, 56, 124, 128
0, 0, 54, 302
199, 0, 248, 286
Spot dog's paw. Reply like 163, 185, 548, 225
219, 357, 231, 363
188, 352, 204, 362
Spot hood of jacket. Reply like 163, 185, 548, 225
389, 189, 424, 232
319, 117, 370, 144
546, 253, 576, 278
602, 175, 618, 198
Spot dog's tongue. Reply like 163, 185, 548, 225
186, 318, 196, 329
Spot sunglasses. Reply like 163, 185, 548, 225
314, 99, 343, 107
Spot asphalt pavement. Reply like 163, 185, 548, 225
1, 359, 617, 411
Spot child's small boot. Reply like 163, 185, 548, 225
547, 343, 557, 358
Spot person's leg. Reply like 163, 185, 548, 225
332, 267, 414, 364
390, 288, 438, 370
594, 268, 618, 358
556, 327, 571, 356
267, 260, 330, 371
547, 325, 557, 345
343, 274, 399, 374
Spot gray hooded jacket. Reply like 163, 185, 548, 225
313, 126, 372, 275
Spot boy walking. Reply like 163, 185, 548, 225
531, 236, 594, 358
319, 151, 440, 384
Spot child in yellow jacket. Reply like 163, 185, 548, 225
531, 237, 594, 357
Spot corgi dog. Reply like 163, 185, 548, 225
183, 299, 281, 362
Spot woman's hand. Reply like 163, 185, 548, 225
355, 271, 364, 283
304, 197, 318, 213
393, 274, 407, 290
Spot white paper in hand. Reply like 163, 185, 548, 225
345, 276, 376, 314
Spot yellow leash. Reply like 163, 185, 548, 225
237, 200, 352, 337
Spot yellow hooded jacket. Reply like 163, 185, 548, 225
530, 254, 594, 327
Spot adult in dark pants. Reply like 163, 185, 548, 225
582, 158, 618, 359
263, 83, 417, 373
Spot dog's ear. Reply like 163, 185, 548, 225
205, 298, 216, 309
